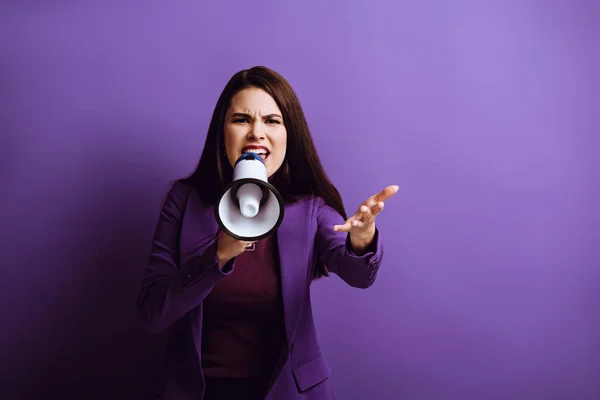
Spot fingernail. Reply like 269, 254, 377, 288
361, 206, 368, 212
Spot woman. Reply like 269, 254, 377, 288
137, 66, 398, 399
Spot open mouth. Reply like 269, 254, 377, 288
242, 147, 270, 160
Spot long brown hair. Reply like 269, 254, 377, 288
178, 66, 347, 278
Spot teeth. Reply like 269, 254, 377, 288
245, 149, 267, 154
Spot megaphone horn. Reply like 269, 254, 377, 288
215, 152, 285, 241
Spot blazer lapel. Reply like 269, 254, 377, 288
276, 199, 311, 347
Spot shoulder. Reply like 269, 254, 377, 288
159, 180, 195, 214
288, 195, 326, 213
278, 195, 323, 224
309, 195, 335, 212
307, 195, 344, 222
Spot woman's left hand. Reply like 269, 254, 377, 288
333, 185, 399, 252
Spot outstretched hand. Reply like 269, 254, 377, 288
333, 185, 399, 252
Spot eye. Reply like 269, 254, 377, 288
266, 118, 281, 124
232, 118, 248, 124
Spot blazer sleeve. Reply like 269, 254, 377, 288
314, 196, 384, 288
136, 182, 235, 333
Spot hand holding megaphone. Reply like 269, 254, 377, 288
215, 229, 255, 269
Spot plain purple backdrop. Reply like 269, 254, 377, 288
1, 1, 599, 399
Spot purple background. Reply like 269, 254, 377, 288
1, 1, 599, 399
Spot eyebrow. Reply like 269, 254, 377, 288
231, 112, 283, 119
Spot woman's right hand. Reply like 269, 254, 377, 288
215, 229, 255, 269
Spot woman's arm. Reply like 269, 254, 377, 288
314, 196, 384, 288
136, 183, 234, 333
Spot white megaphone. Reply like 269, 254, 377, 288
215, 152, 285, 241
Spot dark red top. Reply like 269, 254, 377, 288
201, 233, 286, 379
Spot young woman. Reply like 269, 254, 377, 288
137, 66, 398, 399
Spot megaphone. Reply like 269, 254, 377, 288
215, 152, 285, 241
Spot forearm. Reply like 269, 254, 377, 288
315, 198, 383, 288
137, 238, 234, 333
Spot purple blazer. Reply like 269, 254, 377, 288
137, 182, 384, 399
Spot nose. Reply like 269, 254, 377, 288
248, 120, 265, 140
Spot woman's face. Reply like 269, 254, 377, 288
223, 87, 287, 178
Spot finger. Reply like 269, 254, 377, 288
356, 201, 385, 223
333, 220, 353, 232
372, 185, 399, 204
334, 215, 369, 231
351, 219, 365, 229
358, 204, 374, 223
333, 215, 362, 231
369, 201, 385, 218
